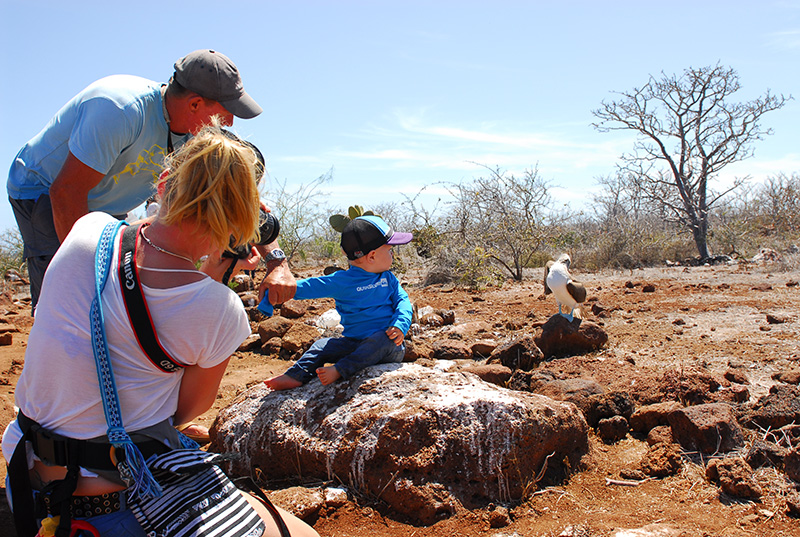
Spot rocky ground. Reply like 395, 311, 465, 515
1, 261, 799, 536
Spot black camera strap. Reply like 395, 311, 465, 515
118, 224, 185, 374
221, 257, 238, 287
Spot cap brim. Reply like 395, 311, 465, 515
220, 91, 263, 119
387, 231, 413, 245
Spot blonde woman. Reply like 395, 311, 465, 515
3, 125, 316, 537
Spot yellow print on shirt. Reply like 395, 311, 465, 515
111, 143, 167, 184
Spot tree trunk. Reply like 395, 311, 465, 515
692, 222, 710, 259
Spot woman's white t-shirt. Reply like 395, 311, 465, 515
2, 212, 250, 461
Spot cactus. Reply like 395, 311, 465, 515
329, 205, 380, 233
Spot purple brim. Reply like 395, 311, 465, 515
388, 231, 413, 245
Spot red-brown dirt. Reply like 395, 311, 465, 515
1, 262, 799, 536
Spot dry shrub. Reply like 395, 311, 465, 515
422, 243, 502, 289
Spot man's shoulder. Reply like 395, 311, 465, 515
78, 75, 161, 108
85, 74, 159, 92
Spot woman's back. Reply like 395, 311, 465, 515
11, 211, 249, 441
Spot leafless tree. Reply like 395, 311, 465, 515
444, 164, 556, 281
592, 64, 790, 259
264, 169, 333, 261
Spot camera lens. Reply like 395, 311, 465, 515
256, 209, 280, 245
222, 209, 281, 259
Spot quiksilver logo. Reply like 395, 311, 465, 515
356, 278, 388, 292
123, 251, 136, 290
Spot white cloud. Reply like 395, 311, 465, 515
337, 110, 628, 180
766, 29, 800, 50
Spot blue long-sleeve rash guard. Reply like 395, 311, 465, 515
295, 265, 413, 340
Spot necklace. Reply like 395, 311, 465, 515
140, 226, 196, 265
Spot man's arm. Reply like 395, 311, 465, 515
49, 152, 105, 241
256, 240, 296, 304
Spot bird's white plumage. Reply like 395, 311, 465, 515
545, 254, 585, 320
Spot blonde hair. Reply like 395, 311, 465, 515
159, 124, 261, 252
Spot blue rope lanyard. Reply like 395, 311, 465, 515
91, 221, 162, 499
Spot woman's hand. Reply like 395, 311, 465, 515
201, 246, 262, 283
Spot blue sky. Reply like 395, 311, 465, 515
1, 1, 798, 232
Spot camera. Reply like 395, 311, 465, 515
223, 208, 280, 259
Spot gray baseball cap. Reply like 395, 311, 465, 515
173, 49, 262, 119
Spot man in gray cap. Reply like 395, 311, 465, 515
7, 49, 267, 310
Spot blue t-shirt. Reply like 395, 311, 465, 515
7, 75, 185, 215
295, 266, 413, 340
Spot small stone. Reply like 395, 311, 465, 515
237, 333, 261, 352
269, 486, 324, 520
766, 313, 788, 324
487, 505, 510, 528
280, 299, 307, 319
324, 487, 349, 508
597, 416, 628, 443
260, 337, 283, 355
724, 368, 748, 384
619, 468, 646, 480
646, 426, 674, 446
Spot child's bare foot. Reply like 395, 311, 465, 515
265, 374, 302, 391
316, 365, 341, 385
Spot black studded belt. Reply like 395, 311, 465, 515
42, 491, 122, 518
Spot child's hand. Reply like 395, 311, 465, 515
386, 326, 404, 346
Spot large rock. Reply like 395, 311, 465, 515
488, 334, 543, 371
257, 316, 293, 342
531, 378, 605, 415
597, 416, 629, 443
458, 363, 513, 387
737, 384, 800, 429
668, 403, 744, 454
629, 401, 683, 434
432, 339, 472, 361
281, 323, 320, 353
639, 442, 682, 477
706, 457, 762, 499
583, 392, 635, 428
534, 315, 608, 357
745, 438, 787, 470
211, 363, 589, 524
403, 339, 434, 361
